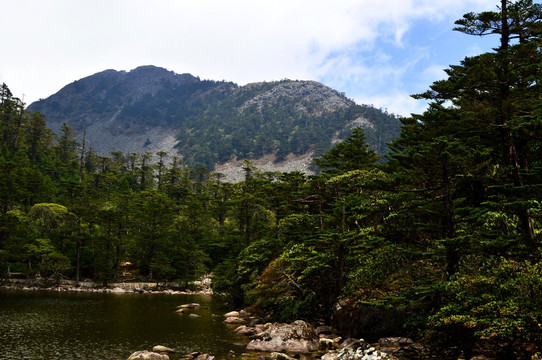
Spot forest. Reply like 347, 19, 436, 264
1, 1, 541, 359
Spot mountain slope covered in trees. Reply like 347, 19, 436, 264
27, 66, 401, 172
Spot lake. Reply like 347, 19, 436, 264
0, 289, 248, 360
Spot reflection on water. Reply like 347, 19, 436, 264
0, 290, 247, 360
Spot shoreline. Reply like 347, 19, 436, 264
0, 278, 213, 295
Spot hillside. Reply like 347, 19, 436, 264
28, 66, 401, 179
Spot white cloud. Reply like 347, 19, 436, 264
2, 0, 498, 115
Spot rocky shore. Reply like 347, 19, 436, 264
222, 310, 421, 360
217, 308, 495, 360
129, 304, 428, 360
0, 277, 213, 295
126, 301, 511, 360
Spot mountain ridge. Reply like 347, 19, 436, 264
28, 66, 401, 181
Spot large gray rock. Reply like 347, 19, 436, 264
246, 320, 319, 353
127, 350, 169, 360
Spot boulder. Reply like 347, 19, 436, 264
194, 354, 215, 360
189, 313, 201, 318
127, 350, 169, 360
224, 316, 247, 324
224, 311, 240, 317
267, 352, 296, 360
152, 345, 174, 353
246, 320, 319, 353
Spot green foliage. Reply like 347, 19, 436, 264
315, 128, 379, 175
430, 259, 542, 350
1, 4, 542, 357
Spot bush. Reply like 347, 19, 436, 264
429, 258, 542, 357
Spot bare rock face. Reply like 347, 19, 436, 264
246, 320, 319, 353
127, 350, 169, 360
239, 80, 352, 115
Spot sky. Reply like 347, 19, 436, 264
1, 0, 504, 117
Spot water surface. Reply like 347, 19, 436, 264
0, 290, 247, 360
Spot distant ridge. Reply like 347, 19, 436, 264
28, 66, 401, 180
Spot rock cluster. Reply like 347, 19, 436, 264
246, 320, 320, 353
221, 309, 425, 360
176, 303, 203, 317
223, 309, 256, 325
322, 338, 398, 360
127, 347, 216, 360
129, 308, 424, 360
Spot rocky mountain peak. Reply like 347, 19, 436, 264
123, 65, 200, 98
240, 80, 353, 116
27, 66, 401, 181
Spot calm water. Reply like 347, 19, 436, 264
0, 290, 248, 360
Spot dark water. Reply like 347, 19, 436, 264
0, 290, 248, 360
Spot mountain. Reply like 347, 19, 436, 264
28, 65, 401, 180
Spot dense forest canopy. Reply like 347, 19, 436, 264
1, 1, 541, 359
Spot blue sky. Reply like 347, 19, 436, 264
2, 0, 506, 116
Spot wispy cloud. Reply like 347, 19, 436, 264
2, 0, 497, 115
